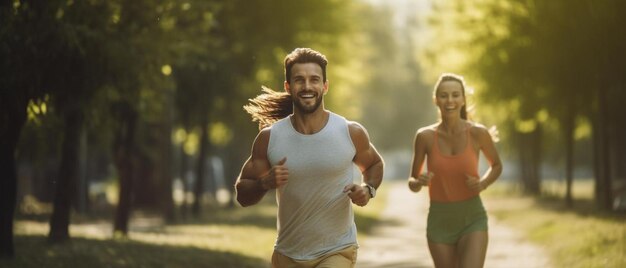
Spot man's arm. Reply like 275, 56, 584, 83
235, 128, 289, 207
344, 121, 384, 206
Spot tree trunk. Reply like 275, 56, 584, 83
518, 128, 541, 195
113, 104, 137, 236
592, 113, 606, 206
594, 86, 613, 210
76, 130, 89, 213
160, 93, 175, 222
193, 120, 208, 216
0, 99, 27, 258
530, 124, 542, 194
48, 108, 83, 243
180, 137, 189, 219
159, 125, 175, 222
518, 131, 530, 193
563, 112, 575, 208
614, 91, 626, 206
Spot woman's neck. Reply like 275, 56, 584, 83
439, 116, 465, 134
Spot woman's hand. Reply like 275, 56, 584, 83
465, 174, 486, 192
418, 172, 434, 186
408, 172, 434, 192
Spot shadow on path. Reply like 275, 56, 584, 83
1, 235, 266, 268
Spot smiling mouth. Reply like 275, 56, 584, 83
299, 93, 316, 99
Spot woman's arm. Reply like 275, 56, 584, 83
408, 128, 432, 192
475, 126, 503, 190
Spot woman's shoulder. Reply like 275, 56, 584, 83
417, 123, 438, 136
468, 121, 495, 141
468, 121, 487, 132
415, 123, 438, 142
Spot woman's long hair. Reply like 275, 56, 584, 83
243, 86, 293, 129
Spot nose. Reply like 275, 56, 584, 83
304, 80, 312, 89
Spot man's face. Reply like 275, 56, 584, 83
285, 62, 328, 114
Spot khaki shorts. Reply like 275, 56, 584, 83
271, 245, 358, 268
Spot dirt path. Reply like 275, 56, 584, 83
356, 182, 551, 268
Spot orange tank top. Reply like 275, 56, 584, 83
427, 126, 479, 202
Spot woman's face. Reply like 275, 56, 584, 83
435, 80, 465, 117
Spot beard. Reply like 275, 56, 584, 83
293, 93, 323, 114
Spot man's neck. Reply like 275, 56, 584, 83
290, 108, 330, 135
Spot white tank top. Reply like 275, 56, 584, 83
268, 112, 358, 260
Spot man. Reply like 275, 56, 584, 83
235, 48, 384, 268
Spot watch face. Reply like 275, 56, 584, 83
367, 185, 375, 198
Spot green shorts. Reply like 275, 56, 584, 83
427, 196, 488, 244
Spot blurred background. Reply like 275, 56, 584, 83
1, 0, 625, 265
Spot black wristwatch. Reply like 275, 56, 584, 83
363, 183, 376, 198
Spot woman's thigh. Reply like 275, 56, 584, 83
428, 241, 457, 268
457, 231, 488, 268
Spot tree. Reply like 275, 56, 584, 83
356, 5, 434, 152
167, 0, 365, 212
422, 0, 626, 208
47, 0, 117, 242
1, 0, 66, 255
107, 0, 172, 236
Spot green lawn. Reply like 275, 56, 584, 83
483, 180, 626, 268
2, 186, 388, 268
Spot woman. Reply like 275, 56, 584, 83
408, 73, 502, 268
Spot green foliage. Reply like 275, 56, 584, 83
5, 0, 369, 185
484, 182, 626, 268
350, 4, 435, 151
421, 0, 626, 170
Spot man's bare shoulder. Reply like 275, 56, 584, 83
346, 120, 372, 143
259, 126, 272, 136
347, 120, 366, 132
254, 127, 271, 143
251, 127, 272, 156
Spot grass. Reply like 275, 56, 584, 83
1, 186, 388, 268
482, 180, 626, 268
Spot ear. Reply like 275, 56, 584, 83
323, 80, 329, 95
284, 81, 291, 95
